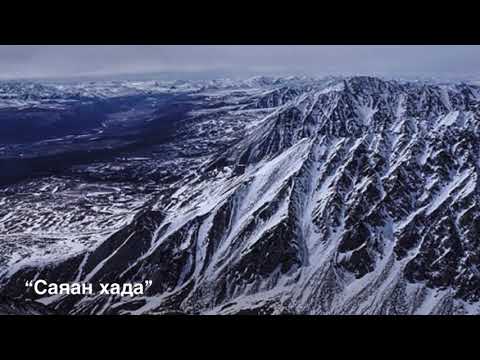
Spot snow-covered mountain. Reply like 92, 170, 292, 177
0, 76, 479, 315
0, 76, 340, 109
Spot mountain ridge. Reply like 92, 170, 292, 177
1, 76, 479, 314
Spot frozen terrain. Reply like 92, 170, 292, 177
0, 76, 479, 315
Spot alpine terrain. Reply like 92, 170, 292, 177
0, 76, 479, 315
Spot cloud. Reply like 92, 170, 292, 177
0, 45, 478, 80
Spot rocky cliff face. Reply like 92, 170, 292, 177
1, 76, 479, 314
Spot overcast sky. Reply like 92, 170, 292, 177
0, 45, 479, 80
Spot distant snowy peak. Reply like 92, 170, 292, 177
0, 75, 343, 104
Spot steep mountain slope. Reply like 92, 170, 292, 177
1, 76, 479, 314
0, 295, 55, 315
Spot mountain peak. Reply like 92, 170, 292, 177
1, 76, 479, 314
